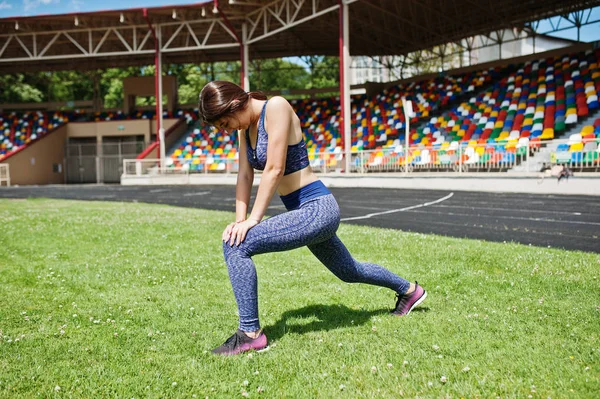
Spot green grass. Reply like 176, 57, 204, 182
0, 198, 599, 398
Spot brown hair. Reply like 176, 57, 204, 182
198, 80, 267, 125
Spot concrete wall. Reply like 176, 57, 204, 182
1, 125, 67, 185
123, 76, 177, 114
67, 120, 153, 143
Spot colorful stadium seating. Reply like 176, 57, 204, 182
3, 49, 599, 172
0, 110, 82, 160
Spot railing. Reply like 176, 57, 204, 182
122, 138, 600, 177
0, 164, 10, 186
123, 158, 239, 176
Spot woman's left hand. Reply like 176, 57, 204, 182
228, 219, 259, 246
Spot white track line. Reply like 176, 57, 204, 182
340, 192, 455, 222
182, 191, 210, 197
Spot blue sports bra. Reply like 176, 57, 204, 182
245, 100, 310, 175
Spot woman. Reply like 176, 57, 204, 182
198, 81, 427, 356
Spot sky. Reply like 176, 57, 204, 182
0, 0, 598, 43
0, 0, 207, 18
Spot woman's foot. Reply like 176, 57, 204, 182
211, 329, 269, 356
392, 282, 427, 316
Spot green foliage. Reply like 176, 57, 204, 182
250, 58, 310, 91
1, 198, 598, 398
300, 56, 339, 88
0, 57, 335, 107
169, 62, 241, 106
0, 74, 44, 103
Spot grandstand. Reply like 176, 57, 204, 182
0, 1, 599, 185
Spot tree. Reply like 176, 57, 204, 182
300, 56, 339, 89
0, 74, 44, 103
249, 58, 309, 91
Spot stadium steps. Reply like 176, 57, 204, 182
508, 107, 600, 172
166, 120, 202, 157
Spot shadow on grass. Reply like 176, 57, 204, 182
265, 304, 390, 342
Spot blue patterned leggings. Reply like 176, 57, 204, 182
222, 194, 410, 332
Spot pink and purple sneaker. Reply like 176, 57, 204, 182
211, 329, 269, 356
392, 282, 427, 316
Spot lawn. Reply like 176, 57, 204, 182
0, 198, 598, 398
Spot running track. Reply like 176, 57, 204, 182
1, 185, 598, 253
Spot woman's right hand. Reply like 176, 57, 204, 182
222, 222, 238, 243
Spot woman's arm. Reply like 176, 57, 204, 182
235, 128, 254, 222
228, 96, 291, 246
248, 96, 290, 222
223, 128, 254, 244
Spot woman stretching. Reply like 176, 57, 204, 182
198, 81, 427, 356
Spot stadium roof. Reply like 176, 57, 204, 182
0, 0, 599, 73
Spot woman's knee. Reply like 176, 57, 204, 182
338, 271, 360, 283
223, 240, 251, 261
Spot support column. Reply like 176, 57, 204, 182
242, 23, 250, 91
339, 0, 351, 173
157, 25, 165, 167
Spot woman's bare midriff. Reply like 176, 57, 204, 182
276, 167, 319, 196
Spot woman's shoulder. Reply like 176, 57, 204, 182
266, 96, 292, 111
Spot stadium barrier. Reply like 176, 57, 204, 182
0, 164, 10, 186
122, 138, 599, 178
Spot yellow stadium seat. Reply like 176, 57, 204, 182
541, 128, 554, 139
581, 125, 594, 134
570, 142, 584, 152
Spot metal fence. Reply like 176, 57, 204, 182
122, 138, 600, 178
67, 141, 145, 184
0, 164, 9, 186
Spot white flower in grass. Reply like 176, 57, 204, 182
440, 376, 447, 383
371, 366, 377, 373
172, 382, 177, 387
432, 344, 440, 351
403, 360, 408, 366
54, 385, 61, 392
73, 314, 78, 318
339, 384, 345, 390
241, 390, 249, 397
257, 386, 263, 393
387, 363, 393, 368
462, 366, 470, 372
427, 381, 433, 387
60, 330, 65, 335
242, 380, 249, 387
